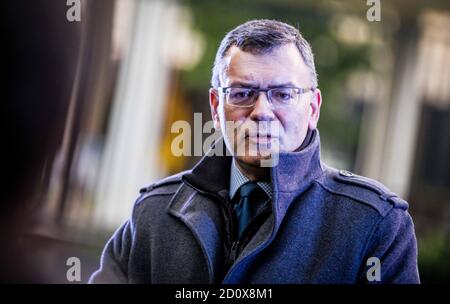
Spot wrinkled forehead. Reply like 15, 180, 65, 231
219, 44, 312, 88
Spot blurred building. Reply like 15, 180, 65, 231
2, 0, 449, 282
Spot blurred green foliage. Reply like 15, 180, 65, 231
418, 232, 450, 283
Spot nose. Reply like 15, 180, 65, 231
249, 92, 275, 121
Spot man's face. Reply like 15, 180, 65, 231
210, 43, 321, 168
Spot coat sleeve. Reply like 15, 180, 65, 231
88, 219, 134, 284
359, 207, 420, 284
88, 197, 143, 284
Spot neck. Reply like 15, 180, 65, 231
234, 159, 270, 181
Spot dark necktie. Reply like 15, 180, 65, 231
233, 182, 265, 240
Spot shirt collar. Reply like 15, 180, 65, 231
229, 159, 272, 200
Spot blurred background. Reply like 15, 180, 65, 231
1, 0, 449, 283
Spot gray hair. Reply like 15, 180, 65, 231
211, 19, 318, 88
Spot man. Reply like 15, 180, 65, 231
90, 19, 420, 283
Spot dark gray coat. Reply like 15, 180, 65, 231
89, 131, 420, 283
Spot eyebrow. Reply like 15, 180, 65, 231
227, 81, 259, 88
227, 81, 298, 88
268, 82, 297, 88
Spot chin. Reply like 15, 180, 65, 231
234, 152, 276, 168
226, 137, 280, 166
235, 155, 260, 167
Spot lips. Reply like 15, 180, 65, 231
247, 134, 278, 145
235, 124, 280, 143
247, 134, 277, 139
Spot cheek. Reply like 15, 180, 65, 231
277, 108, 310, 147
219, 107, 248, 138
222, 106, 249, 124
278, 107, 309, 131
218, 105, 233, 126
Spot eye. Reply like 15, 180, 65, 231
279, 92, 291, 100
229, 88, 255, 100
273, 89, 294, 101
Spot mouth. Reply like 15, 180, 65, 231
246, 134, 278, 144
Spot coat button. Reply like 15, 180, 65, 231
339, 170, 354, 177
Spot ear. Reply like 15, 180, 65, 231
209, 88, 221, 130
308, 88, 322, 130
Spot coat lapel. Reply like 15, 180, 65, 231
167, 183, 226, 283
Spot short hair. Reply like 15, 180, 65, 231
211, 19, 318, 88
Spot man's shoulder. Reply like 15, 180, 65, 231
135, 170, 189, 206
139, 171, 188, 194
315, 165, 409, 217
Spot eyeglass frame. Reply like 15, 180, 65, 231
215, 86, 317, 108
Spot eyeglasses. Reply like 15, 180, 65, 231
217, 86, 315, 108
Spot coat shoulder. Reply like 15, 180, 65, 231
316, 165, 409, 216
136, 170, 188, 204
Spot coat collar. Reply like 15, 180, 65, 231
270, 129, 324, 229
182, 139, 232, 196
182, 129, 324, 223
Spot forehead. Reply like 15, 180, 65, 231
221, 43, 312, 87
